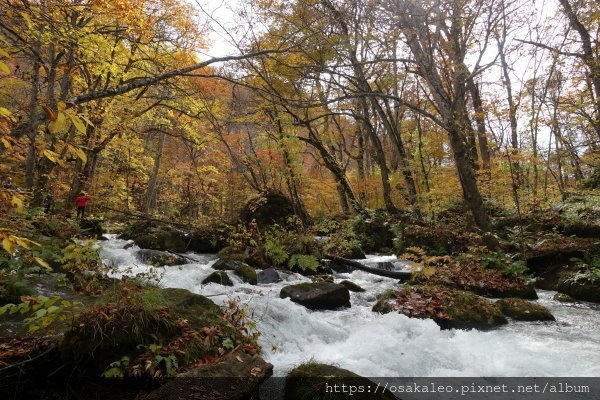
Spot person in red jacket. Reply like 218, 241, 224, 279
75, 191, 91, 219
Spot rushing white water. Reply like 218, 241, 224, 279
100, 235, 600, 377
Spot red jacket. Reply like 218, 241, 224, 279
75, 195, 91, 207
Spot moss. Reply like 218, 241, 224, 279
135, 231, 186, 253
285, 362, 396, 400
553, 293, 575, 302
339, 280, 365, 292
372, 289, 397, 314
496, 298, 555, 321
557, 278, 600, 303
60, 286, 238, 376
234, 264, 258, 285
373, 286, 507, 330
202, 271, 233, 286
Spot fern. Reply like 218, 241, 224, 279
288, 254, 319, 272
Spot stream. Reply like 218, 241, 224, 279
100, 234, 600, 377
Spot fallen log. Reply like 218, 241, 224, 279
324, 254, 412, 281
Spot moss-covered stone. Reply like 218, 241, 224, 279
340, 280, 365, 292
136, 249, 186, 266
60, 287, 237, 375
285, 363, 396, 400
411, 262, 538, 299
496, 298, 555, 321
557, 278, 600, 303
372, 289, 397, 314
280, 282, 350, 310
134, 231, 187, 253
234, 264, 258, 285
212, 259, 247, 270
373, 285, 507, 330
146, 349, 273, 400
202, 271, 233, 286
553, 293, 575, 302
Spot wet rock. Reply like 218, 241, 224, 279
239, 190, 296, 228
234, 264, 258, 285
557, 277, 600, 304
79, 218, 104, 239
285, 363, 396, 400
553, 293, 575, 302
202, 271, 233, 286
257, 268, 282, 284
146, 349, 273, 400
340, 280, 365, 292
280, 282, 350, 310
136, 249, 186, 266
134, 231, 187, 253
373, 285, 507, 330
325, 259, 356, 273
496, 298, 555, 321
187, 228, 227, 253
212, 259, 249, 271
60, 287, 237, 375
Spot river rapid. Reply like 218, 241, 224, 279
100, 235, 600, 378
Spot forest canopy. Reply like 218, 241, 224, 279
0, 0, 598, 226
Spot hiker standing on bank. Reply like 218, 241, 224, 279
75, 191, 91, 219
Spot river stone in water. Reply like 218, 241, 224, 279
212, 259, 249, 271
285, 363, 397, 400
280, 282, 350, 310
257, 267, 282, 284
234, 264, 258, 285
496, 298, 555, 321
202, 271, 233, 286
135, 249, 186, 266
146, 349, 273, 400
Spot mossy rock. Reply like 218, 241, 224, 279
373, 286, 507, 330
553, 293, 575, 302
146, 349, 273, 400
411, 262, 538, 300
134, 231, 186, 253
239, 190, 296, 228
323, 234, 366, 259
136, 249, 186, 266
234, 264, 258, 285
60, 287, 236, 375
339, 280, 365, 292
496, 298, 555, 321
79, 218, 104, 239
557, 278, 600, 303
202, 271, 233, 286
285, 363, 396, 400
372, 289, 397, 314
212, 259, 248, 271
280, 282, 350, 310
351, 210, 395, 253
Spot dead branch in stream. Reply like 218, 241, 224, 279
324, 255, 412, 281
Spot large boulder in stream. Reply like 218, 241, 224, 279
146, 349, 273, 400
557, 274, 600, 303
257, 267, 282, 284
239, 190, 296, 228
280, 282, 350, 310
285, 363, 397, 400
496, 298, 555, 321
134, 231, 187, 253
373, 285, 507, 330
202, 271, 233, 286
135, 249, 186, 266
234, 264, 258, 285
60, 287, 240, 376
